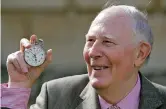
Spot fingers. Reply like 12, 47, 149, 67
11, 53, 22, 72
39, 49, 53, 70
12, 34, 51, 73
7, 53, 20, 73
15, 51, 28, 73
30, 34, 37, 44
7, 51, 28, 73
45, 49, 53, 65
20, 35, 38, 52
20, 38, 31, 52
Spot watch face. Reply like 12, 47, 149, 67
24, 45, 46, 67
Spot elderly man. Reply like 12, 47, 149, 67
1, 5, 166, 109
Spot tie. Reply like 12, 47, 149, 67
107, 105, 121, 109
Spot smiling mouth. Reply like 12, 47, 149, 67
91, 66, 109, 70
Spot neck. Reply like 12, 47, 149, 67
97, 71, 139, 104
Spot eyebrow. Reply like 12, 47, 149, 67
85, 34, 116, 41
103, 35, 116, 40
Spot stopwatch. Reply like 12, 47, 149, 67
24, 39, 46, 67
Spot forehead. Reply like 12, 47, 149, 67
87, 7, 134, 42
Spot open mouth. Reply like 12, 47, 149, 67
91, 66, 109, 70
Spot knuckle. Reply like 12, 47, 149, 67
6, 53, 17, 65
20, 38, 24, 45
7, 54, 12, 60
12, 56, 17, 62
7, 53, 14, 62
11, 57, 18, 65
20, 38, 29, 45
20, 38, 27, 43
15, 51, 23, 57
14, 51, 22, 55
13, 51, 24, 61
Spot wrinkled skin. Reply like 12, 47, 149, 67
83, 7, 138, 89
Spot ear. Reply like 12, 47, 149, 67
134, 42, 151, 67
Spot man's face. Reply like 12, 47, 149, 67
83, 8, 138, 89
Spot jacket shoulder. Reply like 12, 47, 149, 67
47, 74, 89, 89
44, 74, 89, 108
152, 82, 166, 103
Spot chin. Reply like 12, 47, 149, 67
90, 77, 110, 89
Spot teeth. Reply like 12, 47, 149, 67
94, 67, 102, 70
92, 66, 108, 70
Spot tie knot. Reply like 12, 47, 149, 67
108, 105, 121, 109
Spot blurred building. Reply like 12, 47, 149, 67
1, 0, 166, 105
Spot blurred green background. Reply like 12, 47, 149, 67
1, 0, 166, 106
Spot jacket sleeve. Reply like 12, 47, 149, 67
30, 82, 48, 109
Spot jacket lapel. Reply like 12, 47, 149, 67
75, 73, 164, 109
75, 82, 101, 109
139, 73, 164, 109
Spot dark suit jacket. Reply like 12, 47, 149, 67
30, 73, 166, 109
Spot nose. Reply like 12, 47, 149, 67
89, 42, 102, 59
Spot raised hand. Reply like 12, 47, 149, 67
6, 35, 53, 88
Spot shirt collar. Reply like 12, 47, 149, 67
99, 74, 141, 109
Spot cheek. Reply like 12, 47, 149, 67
106, 48, 125, 64
107, 47, 135, 73
123, 47, 136, 63
113, 47, 135, 78
83, 47, 90, 64
108, 46, 134, 63
83, 48, 92, 75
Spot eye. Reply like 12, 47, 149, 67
103, 40, 116, 46
85, 38, 95, 47
103, 40, 113, 43
87, 38, 95, 42
103, 40, 111, 43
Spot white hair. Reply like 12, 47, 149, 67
106, 5, 154, 64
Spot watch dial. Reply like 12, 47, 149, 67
24, 45, 46, 67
